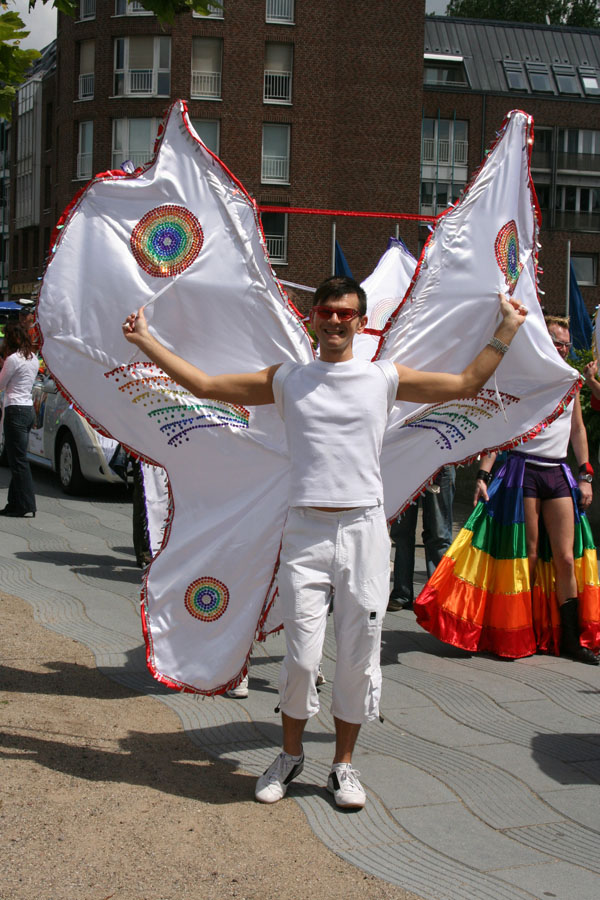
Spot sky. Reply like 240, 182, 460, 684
11, 0, 449, 52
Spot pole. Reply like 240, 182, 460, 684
331, 220, 336, 276
565, 239, 571, 318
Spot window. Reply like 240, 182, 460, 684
193, 2, 224, 18
421, 117, 468, 166
572, 254, 597, 285
579, 69, 600, 96
420, 181, 462, 215
531, 127, 552, 169
79, 0, 96, 20
262, 123, 290, 183
555, 184, 600, 230
261, 211, 287, 263
503, 61, 528, 91
77, 121, 93, 179
557, 128, 600, 172
553, 65, 580, 95
115, 0, 153, 14
22, 231, 29, 270
112, 117, 160, 169
79, 40, 95, 100
525, 63, 554, 93
424, 54, 468, 87
534, 182, 550, 211
15, 82, 37, 229
114, 36, 171, 97
264, 43, 293, 104
266, 0, 294, 24
191, 38, 222, 99
190, 118, 220, 155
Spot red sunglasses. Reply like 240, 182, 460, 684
311, 306, 361, 321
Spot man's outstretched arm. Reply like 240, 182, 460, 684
394, 295, 527, 404
122, 307, 279, 406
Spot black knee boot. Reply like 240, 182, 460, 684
559, 598, 599, 665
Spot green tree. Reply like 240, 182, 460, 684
445, 0, 600, 27
0, 0, 220, 120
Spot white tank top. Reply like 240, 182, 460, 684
273, 357, 398, 507
522, 402, 573, 464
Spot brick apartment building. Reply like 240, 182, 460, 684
423, 15, 600, 315
5, 6, 600, 316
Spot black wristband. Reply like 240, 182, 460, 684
476, 469, 492, 485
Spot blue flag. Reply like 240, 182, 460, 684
569, 262, 592, 351
335, 240, 353, 278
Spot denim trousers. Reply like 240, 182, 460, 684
389, 466, 456, 602
3, 405, 36, 513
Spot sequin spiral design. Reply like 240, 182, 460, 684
185, 576, 229, 622
494, 220, 523, 294
131, 205, 204, 277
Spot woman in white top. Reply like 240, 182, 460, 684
0, 322, 39, 517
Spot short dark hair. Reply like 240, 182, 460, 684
312, 276, 367, 317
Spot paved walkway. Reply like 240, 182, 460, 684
1, 467, 600, 900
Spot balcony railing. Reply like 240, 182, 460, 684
80, 0, 96, 19
265, 233, 287, 262
129, 1, 149, 11
193, 3, 224, 17
112, 150, 153, 170
422, 138, 468, 166
77, 152, 92, 179
190, 70, 222, 99
262, 154, 289, 183
531, 149, 552, 169
266, 0, 294, 23
264, 70, 292, 103
128, 69, 153, 93
557, 150, 600, 173
554, 210, 600, 231
78, 73, 94, 99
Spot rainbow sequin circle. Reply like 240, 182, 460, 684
494, 220, 523, 292
131, 205, 204, 277
184, 576, 229, 622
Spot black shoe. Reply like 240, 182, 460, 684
387, 596, 413, 612
559, 598, 600, 665
1, 509, 35, 518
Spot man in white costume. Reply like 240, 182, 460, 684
123, 275, 526, 810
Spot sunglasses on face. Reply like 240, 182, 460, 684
551, 338, 572, 350
311, 306, 361, 321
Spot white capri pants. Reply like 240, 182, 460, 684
277, 504, 390, 724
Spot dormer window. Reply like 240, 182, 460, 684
424, 53, 468, 87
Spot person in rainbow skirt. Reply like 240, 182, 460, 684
415, 315, 600, 665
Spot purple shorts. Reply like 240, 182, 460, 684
522, 464, 571, 500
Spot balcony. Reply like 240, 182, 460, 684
127, 69, 153, 94
78, 73, 94, 100
262, 154, 289, 183
531, 148, 552, 169
266, 0, 294, 23
193, 3, 224, 17
554, 210, 600, 231
422, 138, 468, 166
111, 150, 153, 170
77, 152, 92, 179
557, 151, 600, 173
265, 234, 287, 262
80, 0, 96, 19
264, 70, 292, 103
190, 71, 222, 99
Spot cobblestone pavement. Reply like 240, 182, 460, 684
1, 467, 600, 900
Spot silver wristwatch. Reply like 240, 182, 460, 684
578, 473, 593, 483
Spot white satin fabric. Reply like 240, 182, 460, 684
38, 104, 578, 694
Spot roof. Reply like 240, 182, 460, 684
24, 39, 57, 83
424, 16, 600, 98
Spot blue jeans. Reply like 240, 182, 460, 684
389, 466, 455, 603
3, 405, 36, 514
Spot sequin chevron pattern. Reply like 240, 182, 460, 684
131, 204, 204, 277
494, 220, 523, 293
184, 576, 229, 622
402, 389, 520, 450
104, 362, 250, 446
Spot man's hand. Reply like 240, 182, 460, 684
578, 480, 593, 509
584, 359, 598, 384
498, 293, 527, 336
122, 306, 151, 347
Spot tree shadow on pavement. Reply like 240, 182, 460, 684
14, 549, 142, 583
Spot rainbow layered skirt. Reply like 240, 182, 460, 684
415, 453, 600, 659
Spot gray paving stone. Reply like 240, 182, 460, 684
539, 786, 600, 831
502, 699, 600, 738
384, 704, 500, 748
396, 802, 552, 870
493, 860, 600, 900
351, 749, 458, 808
467, 741, 599, 791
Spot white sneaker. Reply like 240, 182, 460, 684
327, 763, 366, 809
316, 666, 326, 686
255, 750, 304, 803
226, 674, 249, 698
